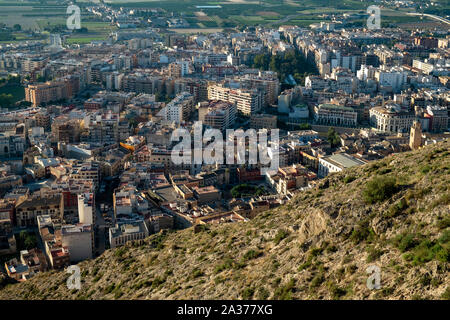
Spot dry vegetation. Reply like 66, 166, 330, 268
0, 140, 449, 300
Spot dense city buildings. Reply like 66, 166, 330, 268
0, 1, 448, 302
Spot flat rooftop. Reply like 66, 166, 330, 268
323, 153, 366, 169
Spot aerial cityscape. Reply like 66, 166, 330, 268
0, 0, 448, 305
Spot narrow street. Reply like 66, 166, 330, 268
94, 202, 107, 257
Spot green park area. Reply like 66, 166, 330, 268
0, 76, 25, 109
231, 184, 267, 198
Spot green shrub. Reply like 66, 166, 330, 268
169, 286, 180, 294
363, 176, 398, 204
411, 241, 437, 263
343, 175, 356, 183
377, 167, 392, 175
386, 198, 408, 217
114, 247, 127, 258
271, 259, 280, 271
418, 274, 431, 287
436, 217, 450, 229
430, 194, 450, 209
403, 252, 413, 261
398, 235, 450, 264
394, 233, 419, 252
350, 222, 375, 244
328, 283, 347, 300
243, 249, 262, 261
241, 287, 255, 299
114, 290, 123, 299
273, 279, 295, 300
435, 246, 449, 263
310, 273, 325, 288
152, 276, 166, 289
150, 232, 168, 249
257, 287, 270, 300
92, 266, 99, 276
366, 246, 383, 262
191, 269, 204, 279
273, 229, 289, 245
420, 165, 431, 174
438, 230, 450, 244
441, 287, 450, 300
326, 245, 338, 253
298, 260, 312, 271
381, 287, 394, 297
104, 284, 116, 294
431, 278, 441, 287
309, 247, 323, 257
133, 280, 152, 290
346, 264, 358, 275
214, 259, 235, 273
92, 273, 103, 283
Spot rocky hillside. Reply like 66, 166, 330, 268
0, 140, 449, 300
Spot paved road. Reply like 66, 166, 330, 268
94, 202, 107, 256
266, 13, 307, 27
406, 12, 450, 25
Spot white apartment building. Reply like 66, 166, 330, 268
278, 91, 293, 114
165, 92, 194, 123
357, 64, 377, 81
305, 75, 330, 91
375, 67, 408, 93
78, 192, 94, 225
178, 60, 191, 76
207, 85, 263, 115
412, 60, 434, 75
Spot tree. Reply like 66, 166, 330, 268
18, 231, 37, 250
253, 53, 270, 70
24, 235, 37, 249
13, 24, 21, 31
252, 51, 318, 84
18, 101, 32, 108
327, 127, 340, 148
7, 75, 20, 83
0, 93, 14, 107
298, 123, 311, 130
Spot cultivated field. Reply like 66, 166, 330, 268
0, 0, 447, 44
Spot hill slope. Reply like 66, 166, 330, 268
1, 140, 449, 300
